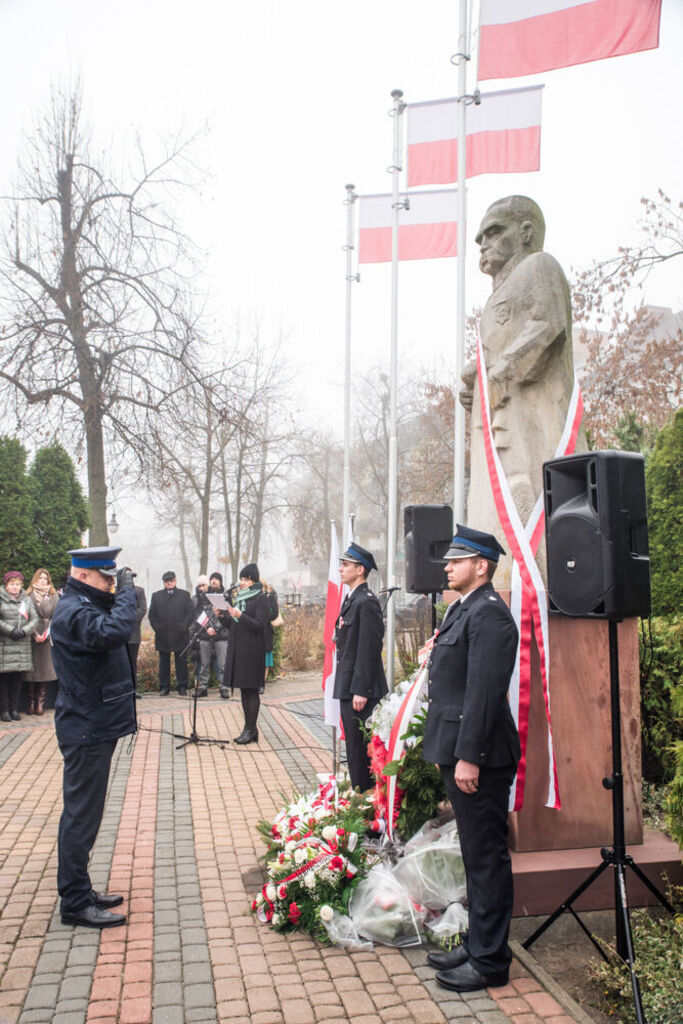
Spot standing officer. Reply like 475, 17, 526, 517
51, 546, 138, 928
148, 571, 194, 695
334, 542, 388, 791
423, 525, 520, 992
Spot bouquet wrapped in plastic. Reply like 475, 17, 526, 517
348, 866, 426, 947
394, 819, 467, 911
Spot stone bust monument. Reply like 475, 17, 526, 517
462, 196, 586, 586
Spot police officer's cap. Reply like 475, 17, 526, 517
68, 546, 122, 577
162, 570, 176, 582
443, 524, 506, 563
340, 542, 378, 573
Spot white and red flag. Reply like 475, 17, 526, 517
322, 523, 343, 728
407, 85, 542, 187
478, 0, 662, 81
358, 189, 459, 264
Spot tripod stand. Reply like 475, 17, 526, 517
171, 628, 231, 750
523, 620, 674, 1024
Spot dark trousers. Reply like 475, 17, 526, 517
440, 762, 516, 975
340, 697, 380, 792
158, 650, 188, 691
0, 672, 23, 715
58, 739, 117, 913
127, 642, 140, 685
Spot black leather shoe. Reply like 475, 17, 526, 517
436, 961, 508, 992
219, 687, 229, 699
91, 890, 124, 909
10, 711, 21, 721
234, 729, 258, 744
195, 688, 208, 698
61, 904, 126, 929
177, 688, 187, 696
1, 712, 12, 723
159, 689, 170, 696
427, 944, 469, 970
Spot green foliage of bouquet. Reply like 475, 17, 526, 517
382, 708, 446, 840
252, 778, 373, 943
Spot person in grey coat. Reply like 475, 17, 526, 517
0, 570, 40, 721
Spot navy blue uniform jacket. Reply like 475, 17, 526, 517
422, 582, 520, 767
333, 583, 388, 701
51, 579, 138, 746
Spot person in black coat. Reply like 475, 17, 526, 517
148, 571, 194, 695
51, 546, 138, 929
126, 581, 147, 694
221, 563, 271, 744
333, 542, 388, 791
423, 525, 520, 994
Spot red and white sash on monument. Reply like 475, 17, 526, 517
476, 328, 583, 811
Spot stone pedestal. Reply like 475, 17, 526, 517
508, 610, 642, 852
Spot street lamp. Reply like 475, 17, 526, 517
108, 509, 119, 535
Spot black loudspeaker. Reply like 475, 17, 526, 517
404, 504, 452, 593
543, 451, 650, 619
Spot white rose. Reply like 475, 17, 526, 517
322, 825, 337, 842
320, 904, 335, 923
304, 872, 316, 888
315, 807, 330, 821
346, 832, 358, 852
272, 913, 280, 926
265, 884, 276, 901
294, 847, 307, 865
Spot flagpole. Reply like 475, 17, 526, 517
386, 88, 405, 690
342, 184, 358, 535
453, 0, 470, 527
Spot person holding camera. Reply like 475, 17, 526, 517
50, 546, 138, 929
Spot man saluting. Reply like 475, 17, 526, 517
423, 525, 520, 992
51, 546, 138, 928
334, 542, 388, 792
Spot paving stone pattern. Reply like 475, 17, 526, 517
0, 689, 583, 1024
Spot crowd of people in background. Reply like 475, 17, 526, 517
0, 560, 281, 731
0, 569, 58, 722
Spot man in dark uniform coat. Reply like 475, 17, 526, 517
334, 542, 388, 791
51, 547, 138, 928
423, 525, 520, 992
148, 571, 194, 695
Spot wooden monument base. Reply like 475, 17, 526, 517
511, 828, 682, 916
507, 611, 642, 852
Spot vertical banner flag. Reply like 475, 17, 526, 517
322, 523, 342, 728
476, 326, 584, 811
479, 0, 662, 80
358, 189, 459, 264
407, 86, 543, 187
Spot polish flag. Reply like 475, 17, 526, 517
407, 85, 542, 187
358, 189, 459, 264
479, 0, 662, 81
322, 523, 343, 728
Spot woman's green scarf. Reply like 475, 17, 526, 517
234, 582, 262, 612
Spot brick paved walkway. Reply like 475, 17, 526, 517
0, 676, 589, 1024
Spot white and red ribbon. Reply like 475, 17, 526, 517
384, 636, 435, 840
476, 328, 583, 811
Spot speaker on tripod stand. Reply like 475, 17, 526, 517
524, 451, 672, 1024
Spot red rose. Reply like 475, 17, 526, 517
330, 856, 344, 870
288, 902, 301, 923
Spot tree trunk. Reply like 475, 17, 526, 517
85, 400, 108, 545
178, 501, 193, 590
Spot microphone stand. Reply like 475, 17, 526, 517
172, 619, 231, 750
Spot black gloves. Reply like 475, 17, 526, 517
10, 628, 25, 640
116, 567, 136, 591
